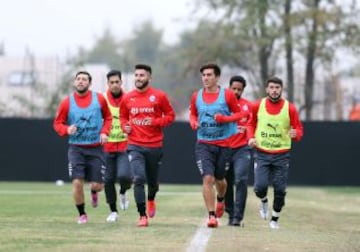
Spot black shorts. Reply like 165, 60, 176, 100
67, 145, 106, 183
195, 142, 231, 180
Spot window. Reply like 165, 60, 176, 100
7, 71, 37, 86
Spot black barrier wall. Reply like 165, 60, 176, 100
0, 118, 359, 186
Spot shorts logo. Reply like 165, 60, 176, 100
225, 161, 230, 171
101, 165, 106, 174
68, 163, 73, 177
196, 160, 203, 175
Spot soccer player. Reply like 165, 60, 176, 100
248, 76, 303, 229
53, 71, 112, 224
225, 75, 253, 227
120, 64, 175, 227
189, 63, 246, 228
103, 70, 132, 223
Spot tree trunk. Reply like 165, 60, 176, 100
284, 0, 294, 102
258, 0, 270, 95
334, 76, 343, 120
304, 0, 320, 120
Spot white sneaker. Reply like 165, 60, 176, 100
106, 212, 119, 223
119, 193, 129, 210
259, 201, 269, 220
269, 220, 280, 229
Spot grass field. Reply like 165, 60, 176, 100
0, 182, 359, 252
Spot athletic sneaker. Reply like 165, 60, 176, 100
207, 215, 218, 228
106, 212, 119, 223
147, 200, 156, 218
259, 201, 269, 220
119, 193, 129, 210
91, 191, 98, 208
216, 202, 225, 218
137, 216, 149, 227
269, 220, 280, 229
229, 218, 244, 227
77, 214, 88, 224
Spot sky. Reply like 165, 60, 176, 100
0, 0, 196, 57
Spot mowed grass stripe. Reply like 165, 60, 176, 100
0, 190, 200, 195
0, 183, 359, 252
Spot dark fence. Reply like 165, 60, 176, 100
0, 118, 359, 186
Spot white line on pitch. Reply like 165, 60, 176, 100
186, 218, 213, 252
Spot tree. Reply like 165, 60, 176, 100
291, 0, 360, 119
156, 20, 248, 113
193, 0, 360, 120
84, 28, 123, 70
119, 21, 163, 69
194, 0, 286, 96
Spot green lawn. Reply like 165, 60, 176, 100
0, 182, 359, 252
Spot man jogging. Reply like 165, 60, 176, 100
225, 75, 253, 227
120, 64, 175, 227
53, 71, 112, 224
103, 70, 132, 223
189, 63, 246, 228
248, 76, 303, 229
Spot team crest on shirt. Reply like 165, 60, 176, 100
149, 95, 156, 102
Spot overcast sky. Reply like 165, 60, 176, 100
0, 0, 195, 57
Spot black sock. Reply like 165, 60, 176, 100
261, 198, 268, 203
217, 196, 224, 202
271, 209, 280, 222
119, 188, 126, 195
91, 190, 97, 195
76, 203, 86, 216
209, 211, 216, 217
137, 202, 147, 216
109, 203, 117, 212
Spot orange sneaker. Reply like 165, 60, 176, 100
147, 200, 156, 218
137, 216, 149, 227
207, 215, 218, 228
216, 202, 225, 218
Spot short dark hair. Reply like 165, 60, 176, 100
106, 70, 122, 80
75, 71, 92, 83
229, 75, 246, 88
135, 64, 152, 75
266, 76, 283, 87
200, 63, 221, 77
